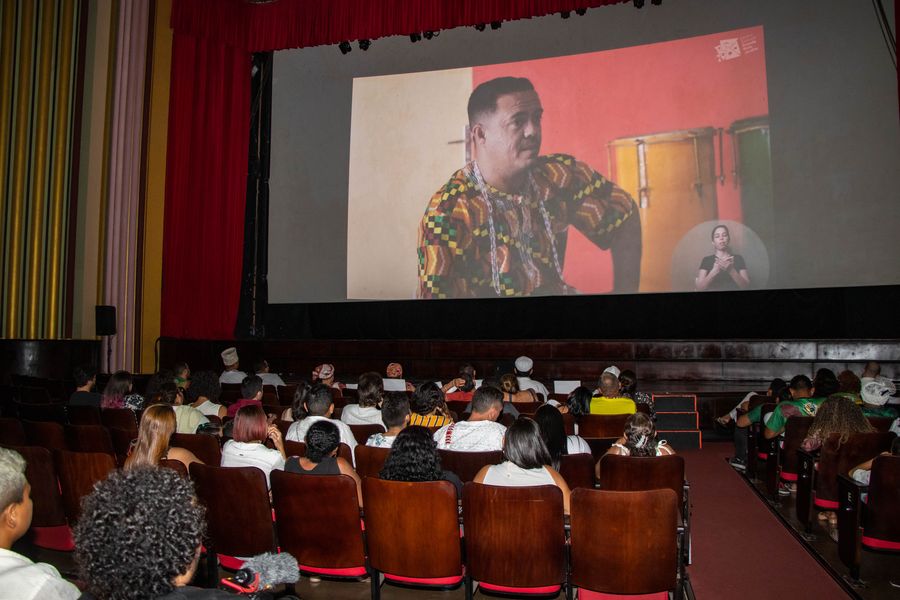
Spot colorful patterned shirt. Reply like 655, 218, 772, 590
417, 155, 637, 298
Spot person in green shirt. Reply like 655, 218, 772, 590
763, 371, 840, 439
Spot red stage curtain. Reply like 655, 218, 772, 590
170, 0, 628, 52
160, 32, 250, 339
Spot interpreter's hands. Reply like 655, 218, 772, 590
715, 254, 734, 271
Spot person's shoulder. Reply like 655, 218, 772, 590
425, 167, 478, 213
537, 153, 604, 185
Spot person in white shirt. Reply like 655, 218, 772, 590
341, 371, 385, 426
254, 358, 286, 387
366, 393, 410, 448
434, 386, 507, 452
186, 370, 228, 418
532, 404, 591, 470
219, 346, 247, 384
286, 383, 358, 454
514, 355, 549, 400
474, 417, 571, 514
220, 405, 286, 488
0, 448, 79, 600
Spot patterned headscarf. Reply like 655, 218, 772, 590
312, 363, 335, 381
386, 363, 403, 378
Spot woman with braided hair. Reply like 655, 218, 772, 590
605, 412, 675, 458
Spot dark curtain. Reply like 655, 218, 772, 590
160, 32, 250, 339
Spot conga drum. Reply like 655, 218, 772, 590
729, 116, 774, 277
609, 128, 719, 292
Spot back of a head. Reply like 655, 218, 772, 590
471, 385, 503, 415
233, 404, 267, 443
413, 381, 444, 415
618, 370, 637, 396
104, 370, 133, 398
126, 404, 176, 470
0, 447, 27, 515
789, 374, 813, 395
815, 394, 873, 442
381, 392, 411, 429
566, 386, 593, 417
459, 363, 476, 379
73, 365, 97, 388
144, 370, 175, 398
499, 373, 519, 394
503, 417, 552, 470
185, 370, 221, 402
173, 362, 190, 379
380, 426, 442, 482
768, 377, 787, 396
290, 381, 312, 421
241, 374, 263, 399
305, 383, 334, 416
837, 370, 862, 394
357, 371, 384, 408
457, 371, 475, 393
156, 381, 180, 406
74, 467, 205, 600
599, 372, 620, 397
863, 361, 881, 377
812, 370, 840, 398
305, 420, 340, 462
253, 358, 269, 374
623, 412, 658, 457
467, 76, 535, 125
533, 404, 566, 465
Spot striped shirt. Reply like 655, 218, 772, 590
409, 412, 452, 428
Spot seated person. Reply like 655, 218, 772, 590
566, 386, 593, 418
285, 421, 362, 506
280, 381, 311, 422
801, 395, 874, 452
718, 377, 786, 426
341, 372, 384, 426
618, 369, 655, 416
366, 393, 410, 448
219, 346, 247, 384
533, 404, 590, 470
834, 369, 862, 404
474, 417, 571, 514
600, 412, 676, 466
409, 382, 454, 428
286, 383, 357, 452
254, 358, 286, 388
860, 376, 898, 418
434, 386, 507, 452
74, 467, 236, 600
221, 405, 285, 487
760, 372, 838, 439
185, 370, 227, 418
445, 372, 477, 402
226, 374, 264, 419
312, 363, 345, 390
386, 362, 416, 392
463, 376, 521, 419
158, 381, 208, 434
0, 448, 80, 599
849, 436, 900, 485
124, 404, 202, 470
101, 370, 144, 412
68, 364, 101, 407
173, 361, 190, 389
589, 372, 636, 415
513, 355, 549, 399
500, 373, 539, 403
380, 426, 463, 497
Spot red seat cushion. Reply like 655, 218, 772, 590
31, 525, 75, 552
579, 591, 668, 599
479, 582, 561, 594
383, 572, 464, 586
300, 564, 368, 577
861, 535, 900, 551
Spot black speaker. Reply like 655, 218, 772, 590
95, 305, 116, 336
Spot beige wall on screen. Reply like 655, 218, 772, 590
347, 68, 471, 300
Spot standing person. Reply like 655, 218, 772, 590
101, 370, 144, 412
417, 76, 640, 298
219, 347, 247, 384
221, 405, 286, 488
124, 404, 202, 471
433, 387, 506, 452
254, 358, 286, 388
341, 372, 385, 426
0, 448, 80, 599
69, 365, 101, 407
514, 356, 549, 399
695, 224, 750, 291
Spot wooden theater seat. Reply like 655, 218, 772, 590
171, 432, 222, 466
0, 417, 26, 446
64, 424, 115, 456
348, 423, 386, 446
66, 404, 102, 425
558, 453, 595, 489
765, 416, 813, 499
53, 449, 117, 524
23, 420, 67, 451
10, 446, 72, 551
354, 445, 391, 479
437, 449, 502, 483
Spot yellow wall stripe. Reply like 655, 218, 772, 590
0, 3, 16, 334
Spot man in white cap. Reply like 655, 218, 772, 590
514, 355, 549, 400
219, 347, 247, 384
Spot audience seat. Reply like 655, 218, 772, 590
23, 420, 67, 451
0, 417, 26, 446
64, 424, 115, 456
16, 401, 67, 423
766, 416, 813, 498
462, 482, 566, 598
53, 449, 117, 524
438, 450, 502, 483
568, 488, 684, 600
66, 405, 101, 425
100, 408, 137, 434
364, 478, 463, 598
354, 445, 390, 479
277, 384, 297, 406
348, 423, 385, 445
171, 432, 222, 466
219, 384, 242, 406
160, 458, 189, 477
558, 453, 595, 489
577, 414, 630, 438
11, 445, 73, 551
283, 440, 353, 464
271, 470, 367, 580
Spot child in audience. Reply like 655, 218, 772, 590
285, 420, 362, 506
380, 426, 463, 497
367, 392, 410, 447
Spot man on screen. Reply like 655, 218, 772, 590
417, 77, 641, 298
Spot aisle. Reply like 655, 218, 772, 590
683, 442, 850, 599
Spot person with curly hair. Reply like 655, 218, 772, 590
185, 371, 226, 419
341, 372, 384, 426
74, 467, 235, 600
285, 420, 362, 506
379, 426, 463, 496
101, 370, 144, 412
124, 404, 202, 471
474, 417, 571, 513
0, 447, 79, 599
409, 381, 453, 428
801, 395, 874, 453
